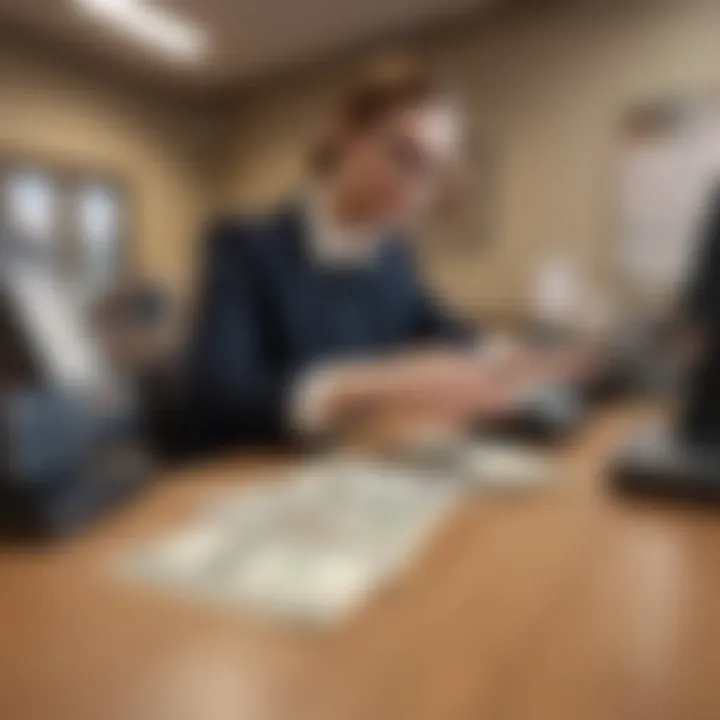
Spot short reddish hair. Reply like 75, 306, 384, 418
312, 58, 453, 173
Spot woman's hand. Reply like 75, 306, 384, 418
324, 349, 517, 430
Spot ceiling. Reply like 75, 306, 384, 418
0, 0, 493, 89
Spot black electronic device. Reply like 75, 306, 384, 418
484, 382, 586, 443
610, 186, 720, 501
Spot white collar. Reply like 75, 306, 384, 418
303, 188, 384, 267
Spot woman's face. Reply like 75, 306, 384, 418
332, 102, 460, 229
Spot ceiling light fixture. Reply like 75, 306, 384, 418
74, 0, 208, 63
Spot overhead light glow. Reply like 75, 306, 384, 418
74, 0, 207, 63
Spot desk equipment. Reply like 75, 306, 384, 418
485, 382, 585, 442
610, 422, 720, 501
0, 261, 149, 539
610, 342, 720, 501
610, 187, 720, 501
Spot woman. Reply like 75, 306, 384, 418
187, 60, 518, 450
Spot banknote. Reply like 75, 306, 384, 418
118, 458, 460, 624
117, 446, 554, 624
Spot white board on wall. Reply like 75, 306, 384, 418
617, 99, 720, 308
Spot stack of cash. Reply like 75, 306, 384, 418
119, 458, 460, 624
118, 445, 554, 624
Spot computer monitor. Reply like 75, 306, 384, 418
676, 184, 720, 448
611, 184, 720, 500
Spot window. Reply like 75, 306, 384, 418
0, 158, 129, 300
75, 181, 124, 296
3, 169, 59, 257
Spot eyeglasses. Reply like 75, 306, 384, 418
375, 132, 438, 180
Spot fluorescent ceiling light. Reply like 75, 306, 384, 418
75, 0, 207, 63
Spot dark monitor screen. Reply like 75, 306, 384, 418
678, 185, 720, 447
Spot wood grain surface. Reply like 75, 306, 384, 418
1, 405, 719, 720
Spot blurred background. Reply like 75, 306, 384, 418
4, 2, 720, 719
4, 0, 720, 322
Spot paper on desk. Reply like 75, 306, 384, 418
117, 446, 555, 625
117, 458, 461, 625
395, 438, 556, 492
458, 442, 556, 491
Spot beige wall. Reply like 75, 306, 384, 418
0, 34, 226, 297
7, 0, 720, 317
221, 0, 720, 319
